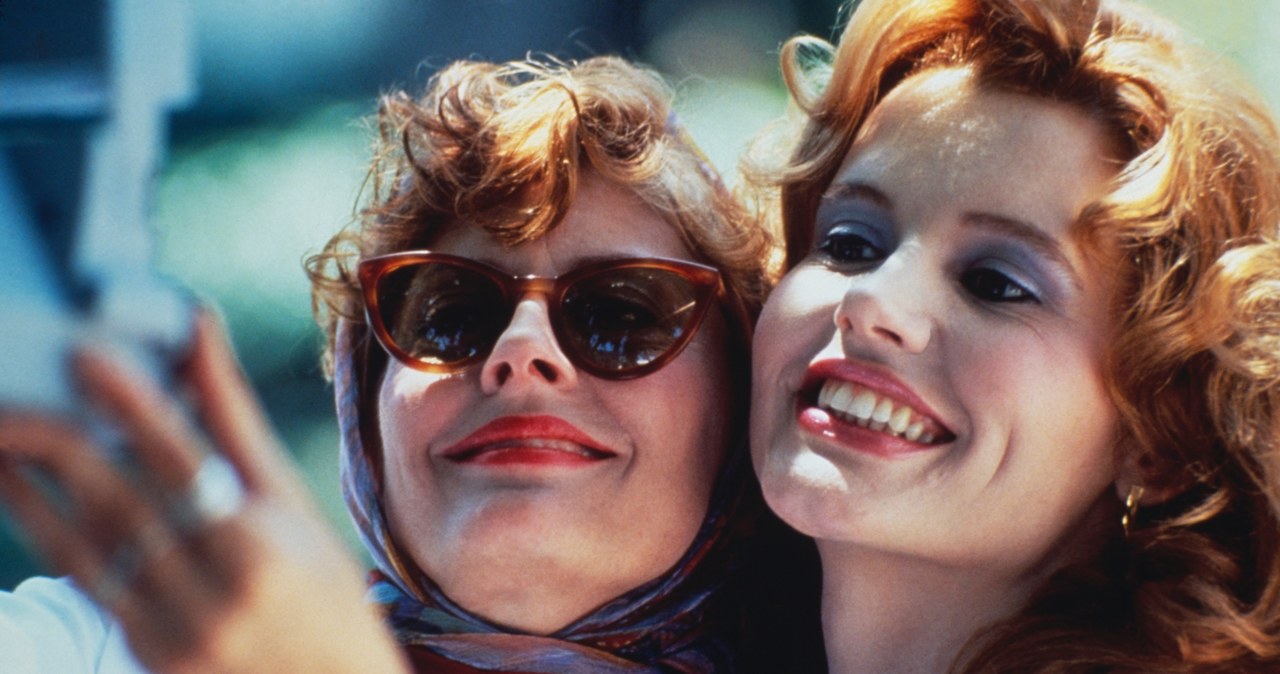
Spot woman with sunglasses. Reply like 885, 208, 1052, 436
0, 56, 822, 673
310, 54, 825, 673
747, 0, 1280, 670
745, 0, 1280, 671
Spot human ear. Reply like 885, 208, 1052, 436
1112, 447, 1181, 507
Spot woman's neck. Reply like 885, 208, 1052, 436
818, 541, 1038, 674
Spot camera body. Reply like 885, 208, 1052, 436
0, 0, 195, 417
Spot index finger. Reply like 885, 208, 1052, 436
73, 346, 205, 493
179, 311, 306, 502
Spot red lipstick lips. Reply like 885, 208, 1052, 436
797, 359, 954, 457
442, 415, 616, 466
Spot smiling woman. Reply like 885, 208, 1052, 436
0, 55, 822, 674
746, 0, 1280, 671
306, 55, 823, 672
370, 173, 737, 636
755, 70, 1122, 555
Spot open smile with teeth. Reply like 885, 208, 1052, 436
815, 379, 950, 444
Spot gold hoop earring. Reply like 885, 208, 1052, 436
1122, 485, 1145, 538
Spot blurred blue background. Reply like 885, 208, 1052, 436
1, 0, 1277, 587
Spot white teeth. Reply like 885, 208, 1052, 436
851, 390, 877, 419
814, 379, 941, 444
889, 406, 912, 434
830, 382, 856, 415
818, 380, 833, 408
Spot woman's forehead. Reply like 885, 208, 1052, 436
834, 67, 1114, 240
426, 175, 694, 271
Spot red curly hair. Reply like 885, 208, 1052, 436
746, 0, 1280, 670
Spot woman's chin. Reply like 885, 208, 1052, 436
409, 495, 693, 628
756, 444, 860, 540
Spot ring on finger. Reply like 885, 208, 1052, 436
168, 453, 245, 533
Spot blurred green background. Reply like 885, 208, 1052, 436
2, 0, 1278, 587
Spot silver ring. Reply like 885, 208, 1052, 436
170, 453, 246, 532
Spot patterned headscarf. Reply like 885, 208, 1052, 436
333, 319, 752, 673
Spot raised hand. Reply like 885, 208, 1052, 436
0, 312, 409, 674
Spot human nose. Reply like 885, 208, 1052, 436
833, 256, 934, 355
478, 295, 579, 393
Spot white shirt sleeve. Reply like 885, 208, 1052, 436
0, 576, 150, 674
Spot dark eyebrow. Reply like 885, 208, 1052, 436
961, 212, 1083, 291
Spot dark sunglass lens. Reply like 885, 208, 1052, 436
377, 262, 507, 366
560, 267, 701, 373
